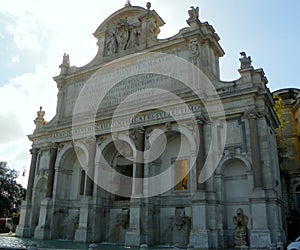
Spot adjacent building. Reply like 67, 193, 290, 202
273, 88, 300, 241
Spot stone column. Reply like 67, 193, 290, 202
246, 109, 263, 188
25, 148, 39, 200
126, 127, 145, 247
16, 147, 39, 237
189, 117, 209, 248
85, 137, 96, 196
134, 127, 145, 196
196, 118, 206, 191
46, 144, 58, 198
74, 196, 94, 242
246, 109, 272, 247
34, 144, 58, 240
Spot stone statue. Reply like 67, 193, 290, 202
126, 24, 141, 49
239, 52, 252, 70
105, 32, 117, 55
174, 207, 190, 231
146, 2, 151, 10
115, 19, 130, 51
59, 53, 70, 75
188, 6, 199, 20
233, 208, 248, 248
163, 207, 191, 247
104, 16, 144, 56
116, 209, 129, 229
125, 0, 131, 7
148, 19, 160, 37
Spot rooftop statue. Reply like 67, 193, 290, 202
188, 6, 199, 20
239, 51, 252, 70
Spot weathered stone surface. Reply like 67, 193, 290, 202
16, 3, 286, 249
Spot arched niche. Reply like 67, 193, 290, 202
32, 178, 47, 226
219, 157, 253, 248
96, 138, 134, 201
55, 144, 87, 200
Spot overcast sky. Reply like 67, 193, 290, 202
0, 0, 299, 187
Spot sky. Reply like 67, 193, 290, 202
0, 0, 299, 188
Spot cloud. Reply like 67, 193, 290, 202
5, 12, 46, 53
0, 12, 49, 86
0, 112, 24, 143
0, 65, 57, 131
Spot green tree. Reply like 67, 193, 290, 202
273, 94, 288, 160
0, 161, 26, 219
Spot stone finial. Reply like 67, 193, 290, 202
59, 53, 70, 75
146, 2, 151, 10
34, 106, 46, 130
239, 51, 252, 70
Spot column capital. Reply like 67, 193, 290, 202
130, 126, 145, 141
29, 148, 39, 155
245, 108, 259, 119
246, 108, 269, 120
96, 136, 106, 145
196, 115, 208, 124
51, 142, 59, 149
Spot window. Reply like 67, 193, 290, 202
174, 159, 188, 191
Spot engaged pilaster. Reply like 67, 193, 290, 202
85, 137, 97, 196
246, 109, 263, 188
196, 117, 206, 191
25, 148, 39, 200
133, 127, 145, 196
46, 144, 58, 198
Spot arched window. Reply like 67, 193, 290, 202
295, 185, 300, 211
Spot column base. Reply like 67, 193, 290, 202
74, 197, 93, 242
15, 200, 34, 238
125, 229, 142, 246
250, 230, 271, 248
74, 227, 92, 242
34, 225, 50, 240
15, 226, 34, 238
189, 229, 209, 248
